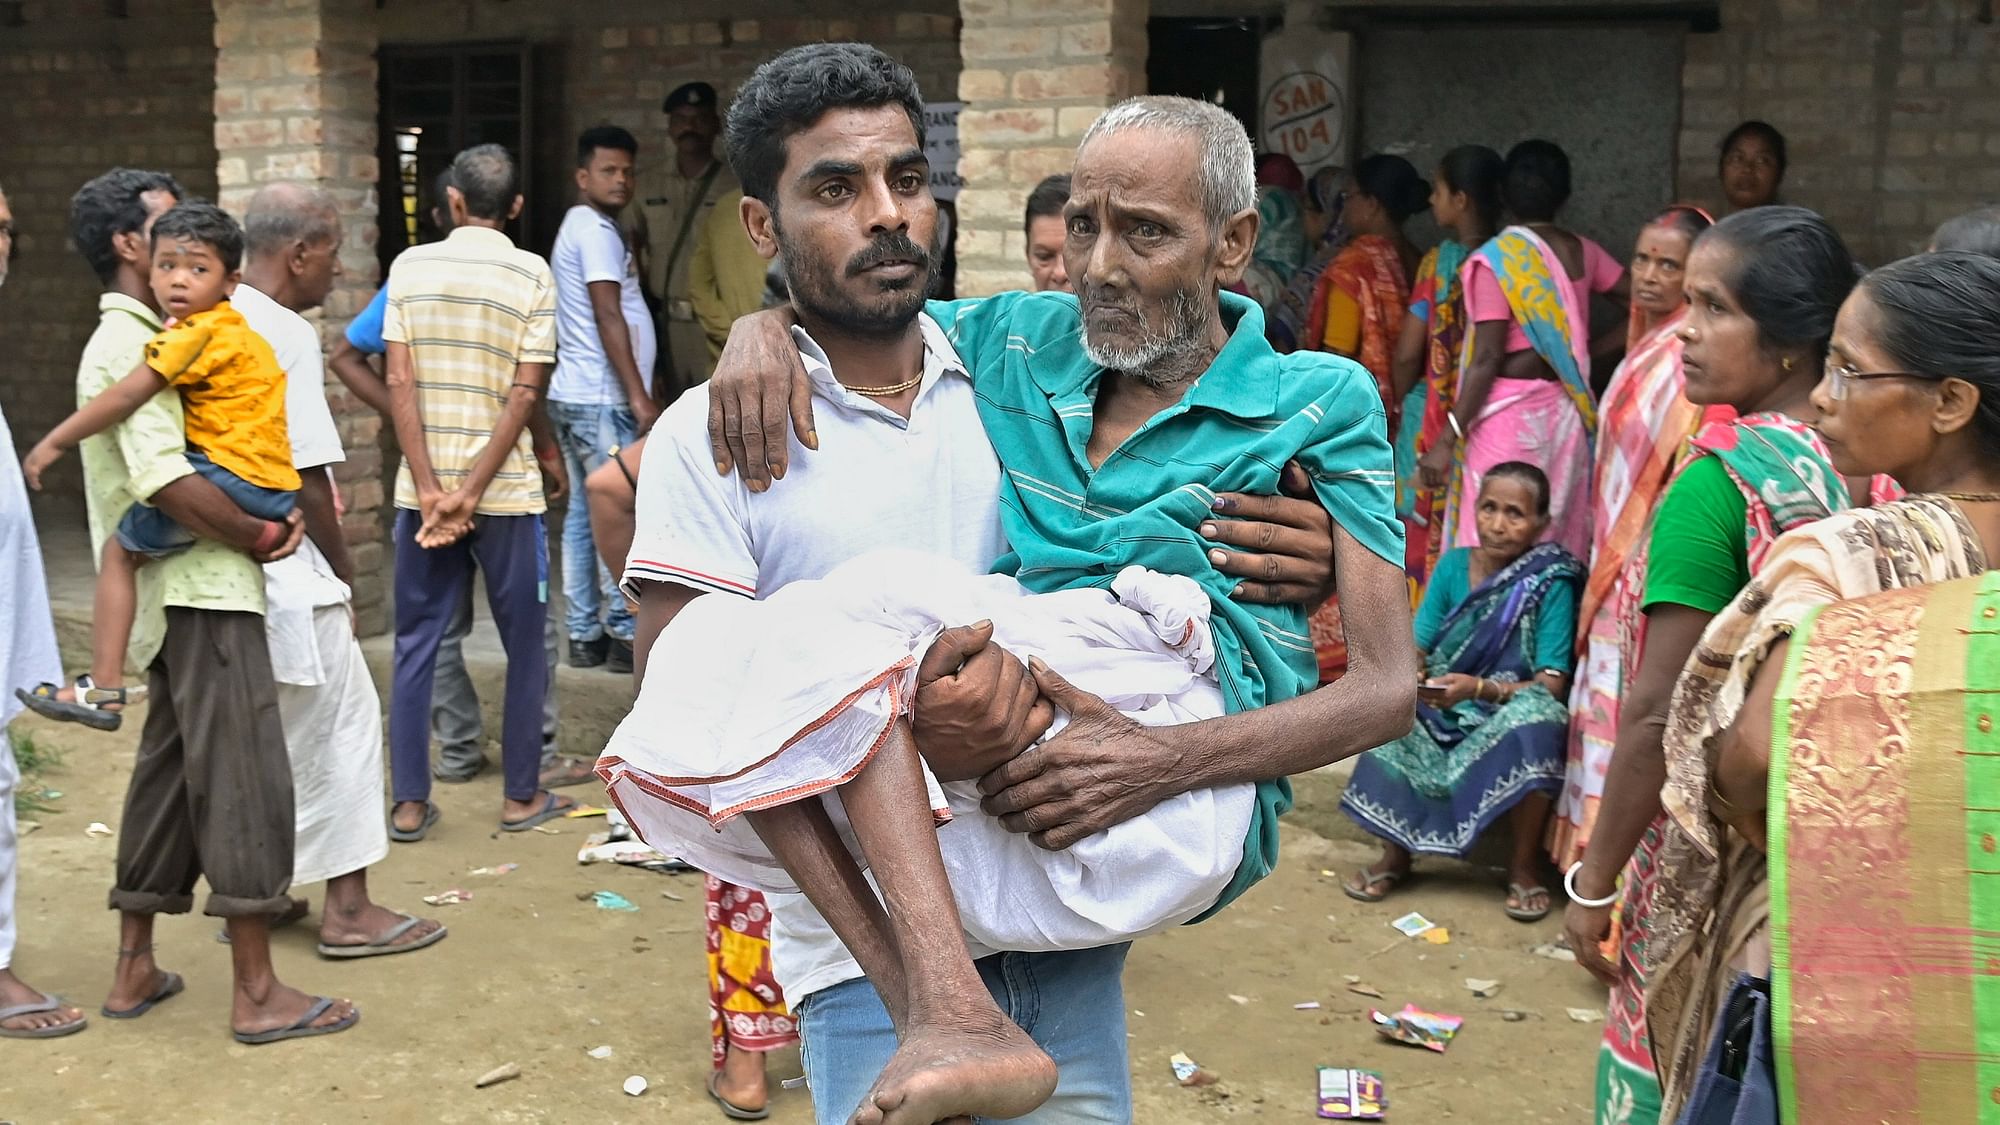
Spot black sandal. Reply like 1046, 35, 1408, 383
15, 677, 144, 731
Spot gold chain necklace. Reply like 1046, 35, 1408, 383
846, 373, 924, 397
1944, 491, 2000, 502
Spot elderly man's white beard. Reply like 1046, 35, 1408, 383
1079, 286, 1211, 389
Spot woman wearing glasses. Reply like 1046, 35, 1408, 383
1640, 249, 2000, 1122
1717, 121, 1786, 213
1559, 206, 1869, 1125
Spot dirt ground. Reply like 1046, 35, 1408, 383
5, 703, 1607, 1124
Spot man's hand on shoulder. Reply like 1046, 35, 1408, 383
707, 306, 810, 492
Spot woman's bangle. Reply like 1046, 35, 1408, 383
1564, 862, 1620, 908
1447, 413, 1466, 440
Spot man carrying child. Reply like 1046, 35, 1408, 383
37, 168, 355, 1043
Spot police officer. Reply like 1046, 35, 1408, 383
628, 81, 738, 397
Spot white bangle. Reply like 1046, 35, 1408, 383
1564, 862, 1619, 908
1447, 413, 1465, 440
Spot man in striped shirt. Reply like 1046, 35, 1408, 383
383, 143, 575, 839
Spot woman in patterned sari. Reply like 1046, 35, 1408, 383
1642, 251, 2000, 1121
1550, 205, 1715, 871
1422, 140, 1628, 562
1340, 463, 1583, 920
1395, 145, 1504, 597
1268, 167, 1349, 354
1559, 207, 1863, 1125
1305, 154, 1426, 681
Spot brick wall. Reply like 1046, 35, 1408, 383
0, 0, 219, 507
953, 0, 1148, 296
1677, 0, 2000, 265
373, 0, 963, 261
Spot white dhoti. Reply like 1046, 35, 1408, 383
265, 541, 389, 886
600, 549, 1254, 953
0, 404, 64, 971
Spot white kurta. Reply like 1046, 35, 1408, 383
0, 402, 64, 970
601, 549, 1254, 954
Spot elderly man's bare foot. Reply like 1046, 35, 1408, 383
0, 969, 86, 1036
848, 1007, 1056, 1125
231, 979, 356, 1041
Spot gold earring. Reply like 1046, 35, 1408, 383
1781, 356, 1795, 371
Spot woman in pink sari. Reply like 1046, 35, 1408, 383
1421, 140, 1628, 562
1549, 205, 1714, 869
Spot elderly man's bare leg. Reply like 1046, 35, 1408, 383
748, 719, 1055, 1125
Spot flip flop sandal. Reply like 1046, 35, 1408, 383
538, 757, 599, 789
0, 992, 89, 1039
707, 1071, 773, 1121
388, 801, 440, 843
1341, 867, 1408, 904
14, 677, 143, 732
100, 971, 184, 1020
500, 790, 574, 832
232, 996, 359, 1045
317, 913, 449, 960
1505, 883, 1554, 923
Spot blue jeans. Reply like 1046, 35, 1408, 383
548, 400, 636, 643
798, 944, 1133, 1123
118, 451, 296, 557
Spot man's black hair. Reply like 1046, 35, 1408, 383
724, 43, 926, 211
149, 200, 245, 273
1024, 174, 1071, 235
577, 125, 639, 168
69, 167, 185, 284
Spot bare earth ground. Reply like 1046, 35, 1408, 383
8, 526, 1604, 1122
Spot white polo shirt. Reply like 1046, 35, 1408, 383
622, 312, 1005, 1002
550, 204, 658, 405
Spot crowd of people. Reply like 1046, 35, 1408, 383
1, 32, 1997, 1125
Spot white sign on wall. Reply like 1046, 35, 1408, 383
1259, 33, 1353, 175
926, 102, 962, 201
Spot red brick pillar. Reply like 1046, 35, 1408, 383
212, 0, 387, 633
954, 0, 1148, 296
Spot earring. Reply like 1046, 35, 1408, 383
1781, 356, 1795, 371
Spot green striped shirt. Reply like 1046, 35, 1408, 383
927, 289, 1402, 915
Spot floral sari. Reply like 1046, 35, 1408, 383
1305, 234, 1410, 682
1551, 309, 1701, 869
1340, 544, 1582, 858
1445, 227, 1598, 561
1404, 240, 1470, 601
1268, 210, 1349, 354
1642, 497, 1987, 1120
1594, 414, 1850, 1125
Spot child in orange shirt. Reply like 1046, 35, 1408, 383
18, 200, 298, 730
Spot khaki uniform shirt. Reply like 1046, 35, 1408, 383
628, 151, 739, 313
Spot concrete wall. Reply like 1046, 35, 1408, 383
1357, 22, 1685, 259
0, 0, 219, 505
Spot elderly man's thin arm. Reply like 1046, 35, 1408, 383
1161, 529, 1415, 787
456, 361, 549, 500
295, 467, 352, 585
385, 341, 442, 499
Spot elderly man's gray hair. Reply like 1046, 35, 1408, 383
1079, 96, 1256, 234
243, 182, 340, 256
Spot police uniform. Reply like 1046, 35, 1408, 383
628, 81, 740, 393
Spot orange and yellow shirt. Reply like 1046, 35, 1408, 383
141, 300, 300, 492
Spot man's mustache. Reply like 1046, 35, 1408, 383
847, 234, 930, 277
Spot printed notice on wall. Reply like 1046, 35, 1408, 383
926, 102, 962, 201
1259, 33, 1353, 174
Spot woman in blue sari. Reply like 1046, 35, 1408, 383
1341, 462, 1582, 921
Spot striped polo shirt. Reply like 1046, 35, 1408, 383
928, 288, 1402, 915
383, 225, 557, 515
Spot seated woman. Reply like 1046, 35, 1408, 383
1339, 462, 1582, 920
